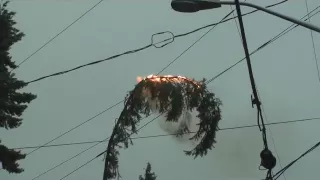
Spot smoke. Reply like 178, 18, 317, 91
156, 108, 200, 146
136, 75, 200, 145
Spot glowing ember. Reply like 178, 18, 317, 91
136, 74, 201, 87
136, 76, 143, 83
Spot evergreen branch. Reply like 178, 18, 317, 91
103, 75, 222, 179
139, 163, 157, 180
0, 141, 26, 173
0, 0, 37, 173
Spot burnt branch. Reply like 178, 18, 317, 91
102, 75, 222, 180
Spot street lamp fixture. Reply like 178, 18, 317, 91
171, 0, 320, 33
171, 0, 221, 13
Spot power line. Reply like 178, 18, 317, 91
24, 31, 175, 157
27, 2, 317, 178
229, 3, 242, 42
234, 1, 274, 179
23, 0, 298, 176
29, 7, 239, 180
230, 5, 284, 174
21, 2, 293, 158
26, 0, 287, 85
59, 115, 320, 180
270, 2, 320, 178
232, 1, 286, 179
273, 140, 320, 180
11, 0, 106, 71
258, 94, 287, 180
23, 2, 320, 180
157, 2, 235, 75
31, 113, 164, 180
60, 3, 296, 178
24, 0, 261, 160
260, 97, 288, 180
12, 117, 320, 150
206, 3, 320, 84
304, 0, 320, 84
25, 100, 123, 156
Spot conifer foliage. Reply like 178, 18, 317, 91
139, 163, 157, 180
0, 1, 37, 173
103, 75, 222, 179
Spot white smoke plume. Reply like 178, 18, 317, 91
136, 75, 201, 146
157, 109, 200, 145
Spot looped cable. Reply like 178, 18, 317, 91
151, 31, 175, 48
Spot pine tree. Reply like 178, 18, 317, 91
0, 1, 37, 173
139, 163, 157, 180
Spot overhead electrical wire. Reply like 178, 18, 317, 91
26, 2, 320, 178
25, 0, 264, 159
11, 0, 106, 71
27, 1, 318, 179
272, 140, 320, 180
22, 0, 290, 159
25, 101, 123, 156
12, 117, 320, 150
57, 4, 320, 177
20, 2, 320, 179
304, 0, 320, 84
229, 3, 242, 42
28, 7, 239, 180
232, 1, 285, 179
234, 1, 275, 179
271, 2, 320, 179
157, 6, 235, 74
258, 94, 287, 180
206, 3, 320, 84
58, 5, 320, 179
26, 0, 288, 85
30, 113, 163, 180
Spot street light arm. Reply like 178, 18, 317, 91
217, 1, 320, 33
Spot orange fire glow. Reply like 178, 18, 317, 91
136, 74, 201, 87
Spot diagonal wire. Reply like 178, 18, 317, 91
30, 113, 163, 180
58, 113, 164, 180
25, 101, 122, 156
273, 140, 320, 180
22, 1, 292, 159
258, 94, 287, 180
26, 44, 153, 84
11, 0, 106, 71
29, 2, 318, 179
157, 7, 235, 74
26, 0, 288, 84
206, 3, 320, 84
231, 1, 286, 179
304, 0, 320, 84
229, 2, 243, 42
11, 117, 320, 150
25, 2, 243, 160
21, 4, 293, 159
29, 8, 238, 180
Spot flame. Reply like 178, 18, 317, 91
136, 76, 143, 83
136, 74, 201, 87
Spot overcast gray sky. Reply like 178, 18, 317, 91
1, 0, 320, 180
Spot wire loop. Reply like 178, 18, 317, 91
151, 31, 175, 48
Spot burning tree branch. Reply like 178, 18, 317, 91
103, 75, 222, 180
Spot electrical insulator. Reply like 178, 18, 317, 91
260, 148, 276, 170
